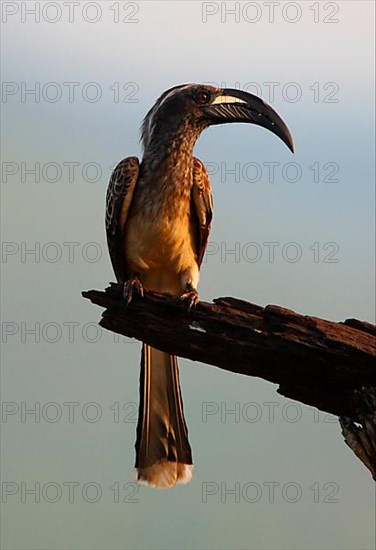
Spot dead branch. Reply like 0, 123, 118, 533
82, 283, 376, 479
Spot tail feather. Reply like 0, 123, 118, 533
135, 344, 193, 488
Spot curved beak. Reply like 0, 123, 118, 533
203, 88, 295, 153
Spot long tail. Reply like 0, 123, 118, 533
135, 344, 193, 488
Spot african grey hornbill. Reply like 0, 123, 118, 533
105, 83, 294, 488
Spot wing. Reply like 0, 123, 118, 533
191, 157, 213, 267
105, 156, 140, 282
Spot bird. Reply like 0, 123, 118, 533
105, 83, 294, 488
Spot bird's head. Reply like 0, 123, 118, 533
141, 83, 294, 153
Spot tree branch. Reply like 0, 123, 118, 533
82, 283, 376, 479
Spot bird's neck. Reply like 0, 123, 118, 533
141, 125, 200, 188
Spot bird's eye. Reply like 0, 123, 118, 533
195, 90, 211, 104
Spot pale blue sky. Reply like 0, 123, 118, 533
1, 2, 375, 549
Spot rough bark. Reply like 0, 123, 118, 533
82, 283, 376, 479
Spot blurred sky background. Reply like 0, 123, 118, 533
1, 1, 375, 549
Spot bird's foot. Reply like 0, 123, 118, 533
123, 277, 144, 305
179, 287, 199, 311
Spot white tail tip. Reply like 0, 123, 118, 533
136, 462, 193, 489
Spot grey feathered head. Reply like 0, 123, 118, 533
140, 83, 294, 153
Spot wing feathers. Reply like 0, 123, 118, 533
105, 156, 140, 282
191, 158, 213, 267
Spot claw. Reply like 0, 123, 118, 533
179, 288, 199, 311
123, 277, 144, 305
